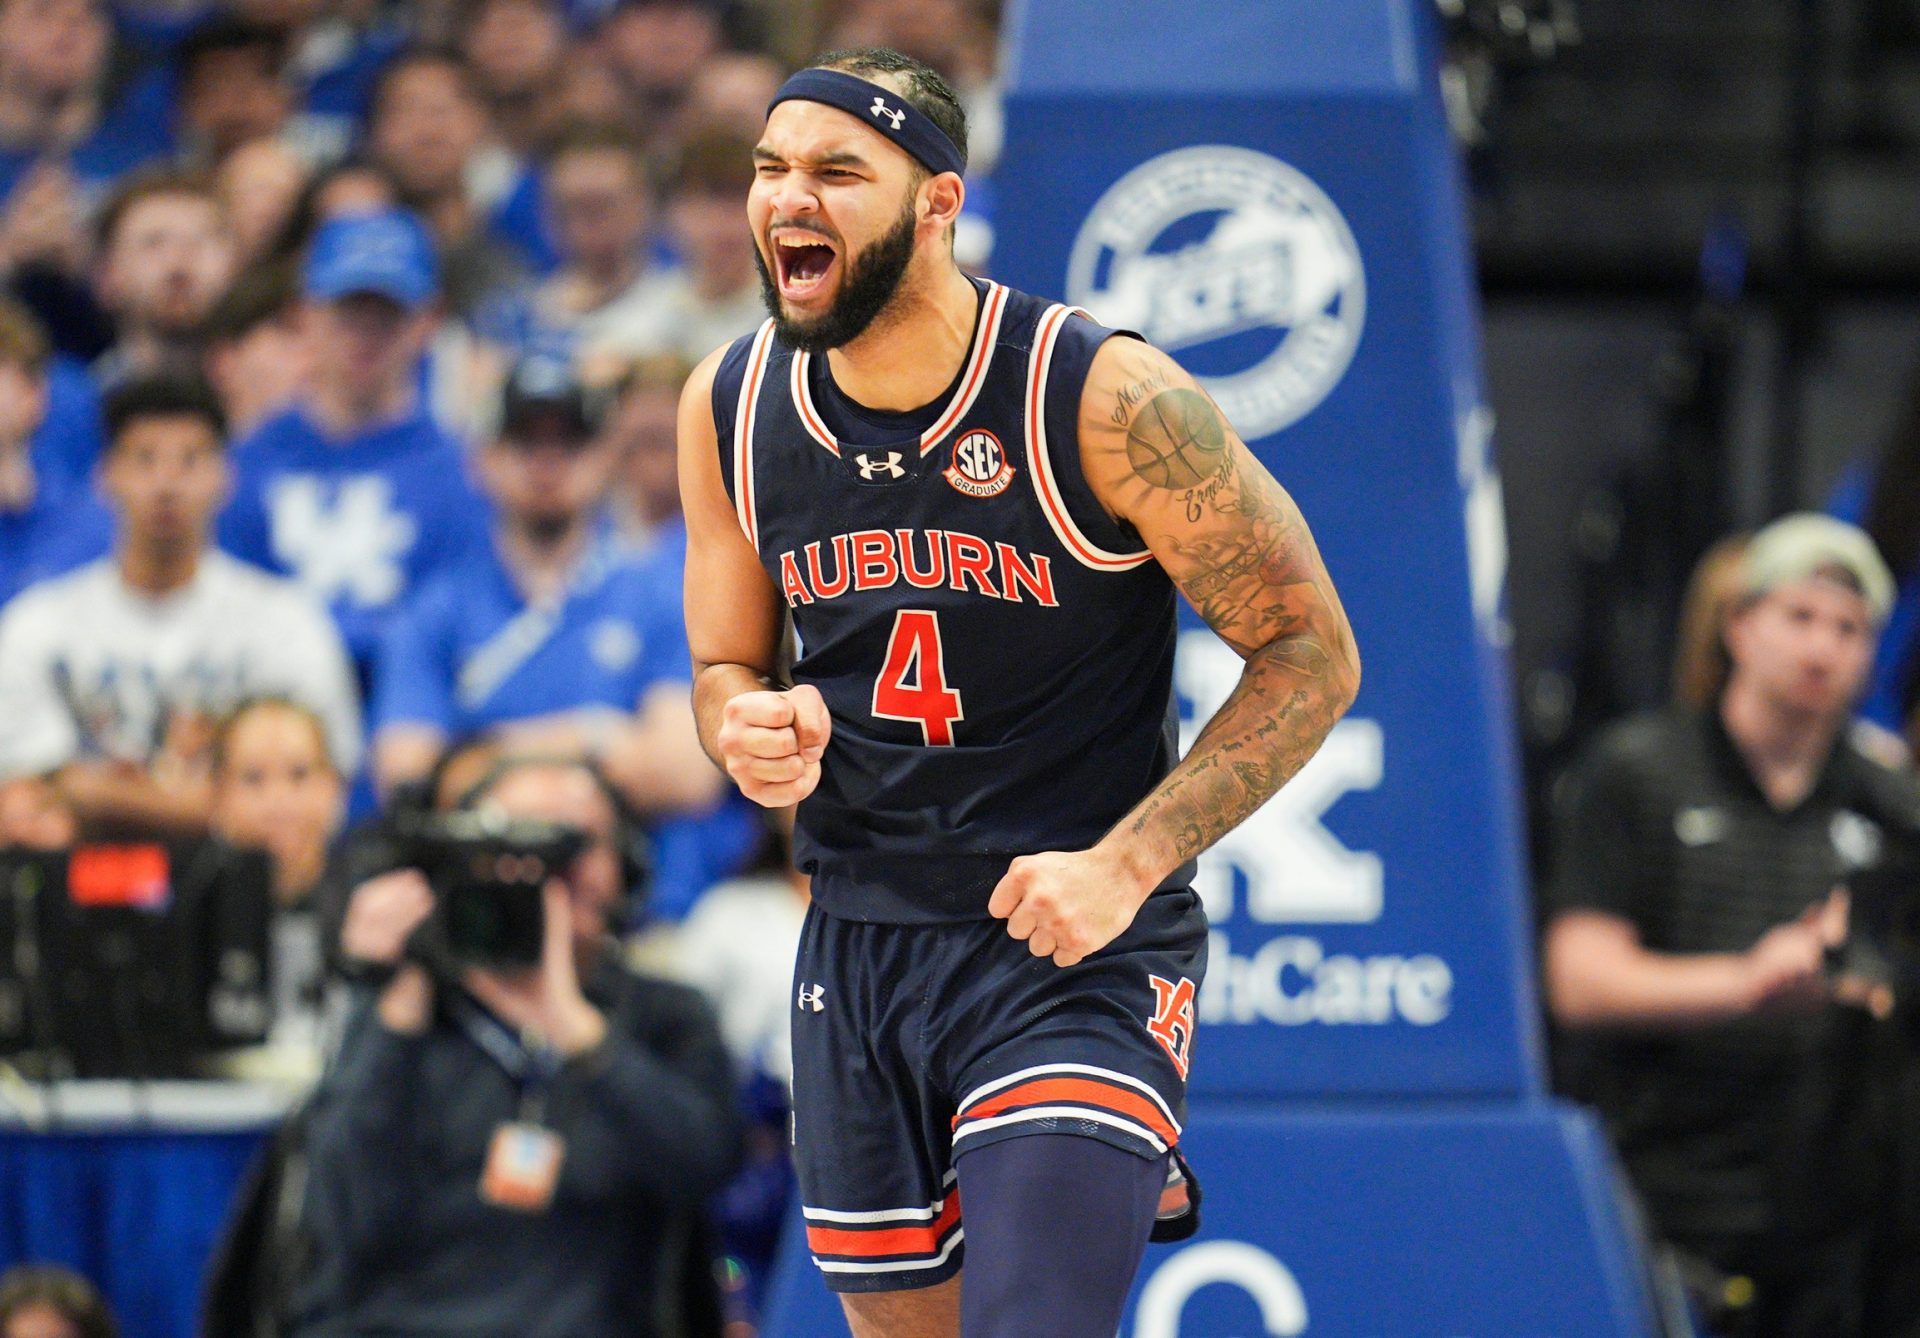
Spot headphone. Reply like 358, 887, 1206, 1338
454, 753, 654, 927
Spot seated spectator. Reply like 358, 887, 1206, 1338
201, 258, 312, 437
0, 377, 359, 835
371, 354, 731, 913
597, 0, 725, 135
594, 351, 687, 554
90, 169, 238, 390
460, 0, 570, 161
644, 129, 763, 362
0, 1265, 117, 1338
296, 756, 742, 1338
0, 298, 109, 606
173, 18, 296, 167
217, 207, 488, 694
365, 49, 526, 321
479, 122, 673, 362
1543, 513, 1918, 1337
211, 695, 347, 1077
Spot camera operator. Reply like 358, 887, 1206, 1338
1544, 515, 1920, 1336
294, 756, 742, 1338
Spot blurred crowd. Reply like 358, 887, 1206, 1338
0, 0, 999, 1334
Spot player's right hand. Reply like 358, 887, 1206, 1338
717, 684, 831, 807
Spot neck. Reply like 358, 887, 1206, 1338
500, 512, 592, 601
118, 537, 202, 596
824, 261, 977, 411
424, 191, 476, 245
114, 327, 197, 378
566, 254, 641, 309
1719, 678, 1840, 808
308, 375, 414, 436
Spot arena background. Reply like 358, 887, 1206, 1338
0, 0, 1904, 1333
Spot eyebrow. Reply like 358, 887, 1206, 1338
752, 146, 873, 170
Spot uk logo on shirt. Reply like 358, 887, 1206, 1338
266, 475, 418, 607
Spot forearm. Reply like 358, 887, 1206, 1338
691, 661, 778, 768
54, 763, 210, 835
1101, 634, 1356, 889
1546, 939, 1757, 1029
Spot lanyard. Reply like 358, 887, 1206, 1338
447, 992, 564, 1124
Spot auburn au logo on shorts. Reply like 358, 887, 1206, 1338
944, 429, 1015, 498
1147, 975, 1197, 1080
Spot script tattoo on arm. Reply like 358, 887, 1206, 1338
1080, 341, 1362, 884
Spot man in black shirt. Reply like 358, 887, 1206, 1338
294, 757, 742, 1337
1544, 513, 1918, 1337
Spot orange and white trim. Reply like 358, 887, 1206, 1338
951, 1062, 1181, 1157
804, 1170, 965, 1275
790, 282, 1010, 458
732, 319, 778, 549
1025, 304, 1154, 571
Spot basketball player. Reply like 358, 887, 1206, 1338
679, 48, 1360, 1338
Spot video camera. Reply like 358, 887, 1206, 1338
394, 810, 588, 972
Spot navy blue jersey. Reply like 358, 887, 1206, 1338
714, 281, 1191, 923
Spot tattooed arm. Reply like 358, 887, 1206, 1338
988, 335, 1359, 966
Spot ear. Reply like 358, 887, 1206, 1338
919, 171, 965, 238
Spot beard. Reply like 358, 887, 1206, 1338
756, 195, 919, 354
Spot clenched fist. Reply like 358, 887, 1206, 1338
717, 684, 831, 807
988, 847, 1153, 969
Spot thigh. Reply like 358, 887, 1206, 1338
791, 908, 964, 1295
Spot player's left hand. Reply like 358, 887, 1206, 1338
988, 849, 1153, 968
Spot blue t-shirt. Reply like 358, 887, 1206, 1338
0, 478, 111, 610
372, 532, 685, 736
216, 404, 489, 684
376, 524, 757, 919
33, 356, 105, 494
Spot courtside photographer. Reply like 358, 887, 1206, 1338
293, 754, 741, 1338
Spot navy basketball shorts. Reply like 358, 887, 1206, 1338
790, 886, 1208, 1293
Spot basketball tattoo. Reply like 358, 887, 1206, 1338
1125, 388, 1227, 489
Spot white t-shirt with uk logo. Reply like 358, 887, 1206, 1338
0, 551, 362, 778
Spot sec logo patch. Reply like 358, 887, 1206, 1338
944, 429, 1015, 498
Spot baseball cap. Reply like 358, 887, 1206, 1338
1742, 513, 1896, 624
303, 208, 438, 308
498, 352, 605, 439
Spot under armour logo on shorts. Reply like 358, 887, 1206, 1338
870, 97, 906, 130
797, 983, 826, 1013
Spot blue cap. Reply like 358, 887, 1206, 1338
303, 208, 439, 308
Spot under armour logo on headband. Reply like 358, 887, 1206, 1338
870, 97, 905, 131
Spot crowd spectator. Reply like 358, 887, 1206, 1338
217, 207, 487, 690
89, 169, 238, 389
365, 49, 526, 318
646, 129, 761, 361
0, 298, 109, 606
232, 0, 408, 166
216, 136, 311, 268
596, 351, 686, 552
298, 755, 742, 1337
0, 1265, 118, 1338
484, 121, 669, 361
1543, 514, 1920, 1336
597, 0, 727, 137
173, 18, 296, 167
460, 0, 571, 160
370, 352, 727, 913
200, 258, 313, 436
0, 376, 358, 834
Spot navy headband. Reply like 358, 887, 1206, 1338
768, 68, 966, 180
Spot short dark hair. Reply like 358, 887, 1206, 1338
368, 47, 482, 125
201, 258, 300, 346
0, 1265, 119, 1338
94, 167, 223, 254
176, 17, 288, 87
102, 376, 229, 450
811, 46, 969, 175
546, 120, 652, 182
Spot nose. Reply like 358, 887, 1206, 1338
769, 173, 821, 220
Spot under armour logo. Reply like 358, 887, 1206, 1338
855, 451, 906, 480
797, 984, 826, 1013
869, 97, 905, 131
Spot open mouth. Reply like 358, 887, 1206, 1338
773, 230, 838, 300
